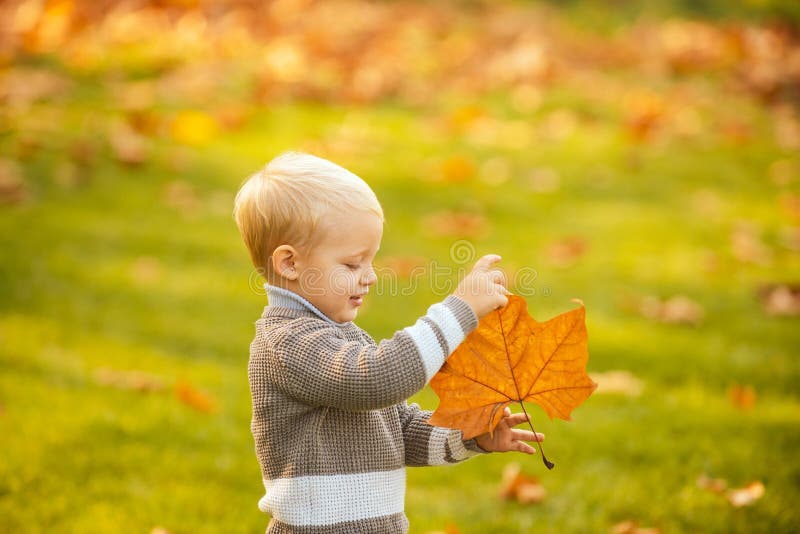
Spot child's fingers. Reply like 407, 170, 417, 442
511, 429, 545, 443
473, 254, 502, 272
516, 441, 537, 454
489, 269, 507, 286
504, 412, 531, 426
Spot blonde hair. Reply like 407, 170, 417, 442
233, 152, 384, 278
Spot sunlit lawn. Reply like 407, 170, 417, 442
2, 2, 800, 533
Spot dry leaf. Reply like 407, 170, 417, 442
499, 462, 546, 504
525, 167, 560, 193
611, 520, 661, 534
171, 110, 220, 146
728, 384, 757, 410
0, 158, 28, 205
544, 236, 588, 267
478, 157, 512, 186
423, 525, 460, 534
730, 223, 772, 265
162, 180, 200, 217
376, 256, 427, 279
175, 380, 217, 413
429, 295, 596, 469
130, 256, 163, 286
439, 155, 476, 183
726, 481, 765, 507
422, 211, 489, 239
94, 368, 166, 393
757, 283, 800, 316
779, 193, 800, 224
590, 370, 644, 397
659, 295, 705, 325
109, 121, 149, 166
638, 294, 704, 325
697, 473, 728, 494
768, 158, 798, 187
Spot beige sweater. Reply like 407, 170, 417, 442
248, 285, 483, 533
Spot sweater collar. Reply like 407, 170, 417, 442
264, 283, 349, 326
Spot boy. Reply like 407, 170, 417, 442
234, 152, 543, 533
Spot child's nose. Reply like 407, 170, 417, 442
362, 267, 377, 286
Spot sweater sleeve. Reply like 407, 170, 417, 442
266, 296, 478, 411
398, 402, 485, 466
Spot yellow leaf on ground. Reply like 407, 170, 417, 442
727, 481, 765, 507
175, 380, 217, 413
170, 110, 219, 146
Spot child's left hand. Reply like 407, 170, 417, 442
474, 407, 544, 454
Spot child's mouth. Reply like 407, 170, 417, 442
349, 295, 364, 306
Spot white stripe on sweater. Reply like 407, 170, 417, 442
403, 319, 445, 382
404, 301, 469, 382
425, 302, 465, 353
259, 469, 406, 526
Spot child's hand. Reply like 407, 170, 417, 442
453, 254, 510, 319
474, 408, 545, 454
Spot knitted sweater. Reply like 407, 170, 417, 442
248, 285, 484, 533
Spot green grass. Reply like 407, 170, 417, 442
2, 3, 800, 532
2, 95, 798, 532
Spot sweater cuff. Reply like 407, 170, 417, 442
463, 438, 489, 454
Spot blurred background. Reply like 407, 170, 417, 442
1, 0, 799, 532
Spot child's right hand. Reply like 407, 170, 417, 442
453, 254, 509, 319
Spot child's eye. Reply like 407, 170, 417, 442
345, 263, 359, 270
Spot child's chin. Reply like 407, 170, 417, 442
332, 310, 357, 323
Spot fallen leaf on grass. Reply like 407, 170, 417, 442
429, 295, 596, 469
0, 158, 28, 205
109, 121, 150, 166
730, 223, 772, 265
757, 283, 800, 316
525, 167, 560, 193
697, 474, 765, 507
638, 294, 704, 325
376, 256, 428, 279
129, 256, 163, 286
611, 520, 660, 534
175, 380, 217, 413
768, 158, 798, 187
478, 157, 512, 186
697, 473, 728, 494
94, 367, 166, 393
423, 525, 460, 534
726, 481, 765, 507
422, 211, 489, 239
590, 370, 644, 397
622, 89, 667, 142
499, 462, 546, 504
170, 110, 219, 146
778, 193, 800, 224
727, 384, 757, 410
162, 180, 201, 217
439, 155, 476, 183
544, 236, 588, 267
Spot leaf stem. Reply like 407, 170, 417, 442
517, 400, 554, 470
496, 307, 554, 470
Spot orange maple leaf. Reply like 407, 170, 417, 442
428, 295, 597, 469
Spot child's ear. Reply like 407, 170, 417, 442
272, 245, 299, 281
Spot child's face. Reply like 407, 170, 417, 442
296, 209, 382, 323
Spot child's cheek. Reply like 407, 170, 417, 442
330, 269, 357, 295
